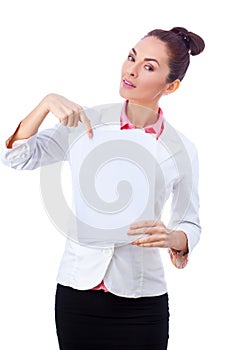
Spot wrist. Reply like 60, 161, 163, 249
170, 230, 188, 252
41, 93, 56, 114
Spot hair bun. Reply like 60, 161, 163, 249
170, 27, 205, 56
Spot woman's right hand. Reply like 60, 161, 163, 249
5, 93, 93, 148
44, 93, 93, 138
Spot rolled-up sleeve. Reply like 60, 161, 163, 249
1, 124, 70, 170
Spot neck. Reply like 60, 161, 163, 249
126, 101, 159, 128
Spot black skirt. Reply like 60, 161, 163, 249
55, 283, 169, 350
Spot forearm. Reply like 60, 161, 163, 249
6, 96, 50, 148
5, 93, 93, 149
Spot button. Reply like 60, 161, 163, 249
102, 248, 113, 257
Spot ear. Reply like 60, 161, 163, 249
163, 79, 180, 95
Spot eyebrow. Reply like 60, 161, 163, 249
131, 48, 160, 67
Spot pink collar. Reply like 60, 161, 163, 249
120, 100, 164, 140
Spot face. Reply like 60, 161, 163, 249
119, 36, 172, 109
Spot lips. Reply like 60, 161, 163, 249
122, 78, 136, 88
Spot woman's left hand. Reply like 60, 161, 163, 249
127, 220, 188, 251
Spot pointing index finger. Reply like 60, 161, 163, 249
79, 109, 93, 138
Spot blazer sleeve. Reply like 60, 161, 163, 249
1, 123, 70, 170
168, 145, 201, 268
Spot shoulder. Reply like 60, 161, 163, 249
91, 102, 123, 124
163, 118, 198, 161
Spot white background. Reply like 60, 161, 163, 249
0, 0, 232, 349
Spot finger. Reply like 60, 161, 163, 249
59, 108, 74, 126
131, 233, 166, 245
127, 227, 153, 235
67, 113, 75, 127
79, 109, 93, 138
128, 225, 165, 236
59, 115, 68, 126
130, 220, 157, 229
73, 114, 80, 128
131, 235, 168, 248
132, 242, 166, 248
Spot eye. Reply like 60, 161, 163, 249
145, 65, 154, 72
128, 55, 135, 62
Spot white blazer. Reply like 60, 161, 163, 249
1, 103, 201, 298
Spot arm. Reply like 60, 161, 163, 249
6, 93, 93, 148
1, 93, 93, 170
127, 147, 201, 268
167, 148, 201, 267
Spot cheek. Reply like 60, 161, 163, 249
121, 60, 128, 74
140, 71, 167, 93
140, 75, 159, 93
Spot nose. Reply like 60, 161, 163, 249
126, 63, 138, 77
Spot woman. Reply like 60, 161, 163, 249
1, 27, 205, 349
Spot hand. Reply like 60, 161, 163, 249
44, 93, 93, 138
127, 220, 188, 251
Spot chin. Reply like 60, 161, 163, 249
119, 88, 126, 99
119, 89, 126, 99
119, 87, 134, 100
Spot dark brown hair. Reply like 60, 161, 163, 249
145, 27, 205, 82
